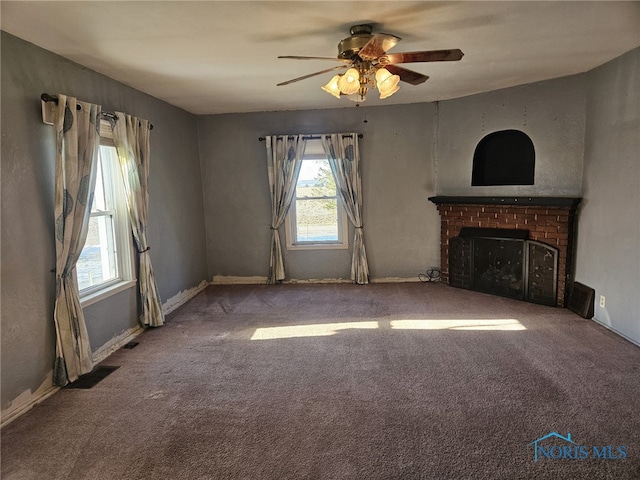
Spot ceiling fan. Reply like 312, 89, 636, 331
277, 24, 464, 102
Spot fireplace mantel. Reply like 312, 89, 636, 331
428, 196, 581, 307
428, 196, 581, 208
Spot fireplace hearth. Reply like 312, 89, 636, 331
429, 196, 581, 307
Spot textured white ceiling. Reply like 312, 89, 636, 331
2, 1, 639, 114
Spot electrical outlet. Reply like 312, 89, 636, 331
599, 295, 606, 308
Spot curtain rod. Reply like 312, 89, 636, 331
41, 93, 154, 130
258, 134, 363, 142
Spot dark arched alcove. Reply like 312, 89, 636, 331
472, 130, 535, 186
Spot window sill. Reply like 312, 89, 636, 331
287, 243, 349, 251
80, 279, 137, 308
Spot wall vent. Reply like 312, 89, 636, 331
567, 282, 595, 319
66, 365, 120, 389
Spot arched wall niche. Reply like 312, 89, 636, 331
472, 130, 535, 186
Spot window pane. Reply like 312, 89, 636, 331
295, 198, 338, 242
92, 155, 107, 212
77, 214, 117, 290
297, 159, 336, 198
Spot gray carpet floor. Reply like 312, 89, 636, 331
2, 282, 640, 479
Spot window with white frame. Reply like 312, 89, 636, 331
285, 139, 349, 250
76, 122, 135, 304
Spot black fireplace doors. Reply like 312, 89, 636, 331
450, 230, 558, 306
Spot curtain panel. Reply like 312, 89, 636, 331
52, 95, 101, 386
321, 133, 370, 284
265, 135, 307, 283
112, 113, 165, 327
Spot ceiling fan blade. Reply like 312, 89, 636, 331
277, 65, 348, 86
385, 65, 430, 85
358, 33, 401, 60
380, 49, 464, 64
279, 56, 351, 63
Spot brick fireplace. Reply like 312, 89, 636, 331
428, 197, 581, 307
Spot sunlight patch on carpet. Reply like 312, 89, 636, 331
251, 321, 379, 340
390, 319, 526, 331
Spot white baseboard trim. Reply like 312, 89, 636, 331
370, 277, 424, 283
284, 278, 352, 284
210, 276, 425, 285
591, 318, 640, 348
92, 325, 145, 365
211, 275, 268, 285
1, 374, 59, 428
163, 280, 209, 314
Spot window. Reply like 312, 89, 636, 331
76, 122, 135, 305
285, 139, 349, 250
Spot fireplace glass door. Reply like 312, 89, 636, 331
450, 234, 559, 306
471, 238, 525, 300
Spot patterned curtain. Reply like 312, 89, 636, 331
112, 113, 164, 327
265, 135, 307, 283
321, 134, 370, 284
52, 95, 101, 386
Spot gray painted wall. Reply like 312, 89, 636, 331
1, 32, 208, 417
435, 75, 586, 196
576, 48, 640, 344
82, 289, 138, 353
197, 103, 440, 281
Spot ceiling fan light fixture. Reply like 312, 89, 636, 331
321, 75, 342, 98
378, 83, 399, 99
347, 92, 366, 103
376, 67, 400, 98
375, 67, 393, 84
338, 68, 360, 95
278, 25, 462, 105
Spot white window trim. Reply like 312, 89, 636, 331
80, 279, 137, 308
79, 120, 136, 307
285, 143, 349, 251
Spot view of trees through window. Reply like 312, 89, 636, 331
294, 159, 339, 242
